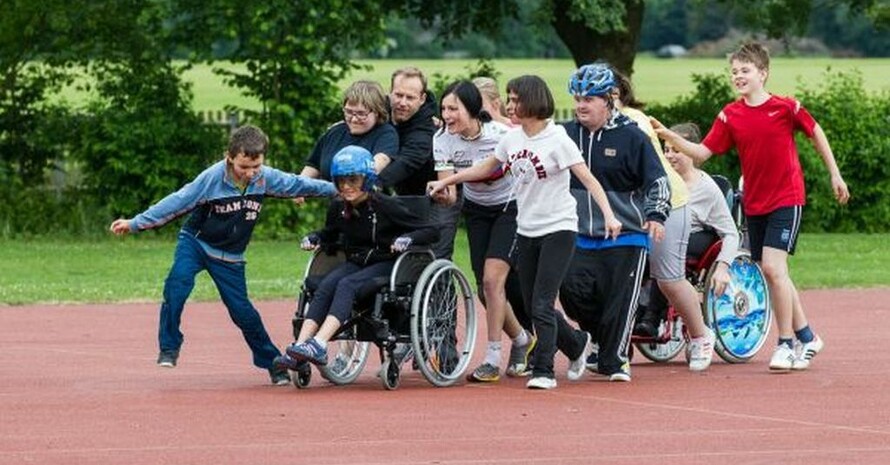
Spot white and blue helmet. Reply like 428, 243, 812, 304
331, 145, 376, 192
568, 63, 615, 97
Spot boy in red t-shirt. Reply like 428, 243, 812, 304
652, 42, 849, 372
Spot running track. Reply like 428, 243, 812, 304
1, 289, 888, 465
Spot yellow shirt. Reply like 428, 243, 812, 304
621, 107, 688, 209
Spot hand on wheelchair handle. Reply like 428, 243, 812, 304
391, 236, 412, 253
300, 233, 321, 251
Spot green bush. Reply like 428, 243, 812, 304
69, 62, 224, 219
794, 71, 890, 232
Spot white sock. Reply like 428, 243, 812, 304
312, 336, 327, 347
484, 341, 502, 366
512, 329, 530, 347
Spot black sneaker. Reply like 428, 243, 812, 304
157, 350, 179, 368
269, 366, 291, 386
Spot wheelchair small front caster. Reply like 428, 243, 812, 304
381, 359, 401, 390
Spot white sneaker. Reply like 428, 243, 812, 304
567, 332, 592, 381
526, 376, 557, 390
769, 344, 795, 371
792, 336, 824, 371
608, 362, 632, 382
688, 328, 715, 372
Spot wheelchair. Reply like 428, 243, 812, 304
633, 175, 772, 364
288, 198, 478, 390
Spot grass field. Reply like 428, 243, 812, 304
195, 57, 890, 111
60, 57, 890, 113
1, 233, 886, 305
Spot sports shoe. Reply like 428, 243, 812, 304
273, 354, 308, 371
792, 336, 824, 371
467, 362, 501, 382
567, 331, 592, 381
585, 344, 599, 373
769, 344, 795, 371
608, 362, 632, 382
688, 328, 715, 372
526, 376, 557, 390
157, 350, 179, 368
506, 335, 537, 377
269, 366, 291, 386
286, 339, 328, 366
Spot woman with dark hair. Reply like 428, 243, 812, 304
431, 80, 534, 383
430, 75, 621, 390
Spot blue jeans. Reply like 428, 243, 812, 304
159, 232, 281, 369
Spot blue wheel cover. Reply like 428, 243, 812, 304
706, 256, 770, 359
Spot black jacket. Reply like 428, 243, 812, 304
314, 194, 439, 265
379, 92, 438, 195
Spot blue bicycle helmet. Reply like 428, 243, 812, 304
330, 145, 377, 192
568, 63, 616, 97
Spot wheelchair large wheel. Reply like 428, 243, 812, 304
410, 259, 477, 387
703, 254, 771, 363
635, 314, 686, 363
318, 339, 370, 385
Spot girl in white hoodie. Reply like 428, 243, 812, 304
429, 75, 621, 389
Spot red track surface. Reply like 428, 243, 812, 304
2, 289, 889, 465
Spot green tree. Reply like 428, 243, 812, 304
394, 0, 888, 75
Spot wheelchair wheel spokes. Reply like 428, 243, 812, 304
411, 260, 477, 387
319, 339, 369, 385
704, 254, 771, 363
636, 311, 686, 363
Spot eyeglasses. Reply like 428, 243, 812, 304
343, 107, 372, 121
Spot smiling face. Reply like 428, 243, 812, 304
730, 59, 768, 97
573, 94, 610, 131
663, 140, 693, 176
227, 152, 264, 184
335, 175, 369, 204
342, 102, 378, 136
440, 93, 474, 137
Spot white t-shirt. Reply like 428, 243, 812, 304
433, 121, 513, 206
495, 120, 583, 237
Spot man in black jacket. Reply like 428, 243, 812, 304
380, 67, 460, 260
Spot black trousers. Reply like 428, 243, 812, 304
560, 246, 647, 375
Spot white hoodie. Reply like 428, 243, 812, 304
495, 120, 584, 237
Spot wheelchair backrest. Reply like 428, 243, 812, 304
710, 174, 735, 213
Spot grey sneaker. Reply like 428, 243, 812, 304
157, 350, 179, 368
269, 366, 291, 386
506, 335, 537, 377
467, 362, 501, 382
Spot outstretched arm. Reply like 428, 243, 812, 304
650, 117, 714, 165
427, 156, 500, 196
810, 124, 850, 205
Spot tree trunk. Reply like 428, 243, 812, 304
550, 0, 645, 77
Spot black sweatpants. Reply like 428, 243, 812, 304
559, 246, 647, 376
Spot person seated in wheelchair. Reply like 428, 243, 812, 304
634, 123, 741, 337
274, 145, 439, 369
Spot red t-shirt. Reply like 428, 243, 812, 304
702, 95, 817, 216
